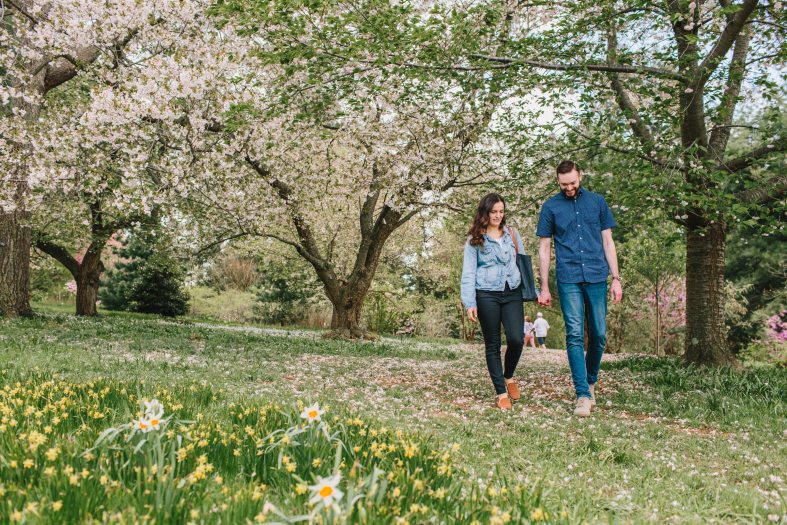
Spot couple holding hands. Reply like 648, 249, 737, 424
460, 160, 623, 416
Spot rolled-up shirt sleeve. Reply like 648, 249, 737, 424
536, 205, 554, 238
600, 196, 617, 230
460, 241, 478, 309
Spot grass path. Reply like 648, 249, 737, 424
2, 311, 786, 523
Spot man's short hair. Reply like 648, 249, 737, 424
556, 160, 581, 175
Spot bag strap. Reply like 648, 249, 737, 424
508, 227, 520, 255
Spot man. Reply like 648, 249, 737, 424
533, 312, 550, 349
536, 160, 622, 417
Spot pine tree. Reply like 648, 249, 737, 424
100, 234, 189, 317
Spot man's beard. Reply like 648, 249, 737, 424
561, 184, 580, 197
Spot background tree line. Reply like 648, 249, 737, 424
3, 0, 785, 366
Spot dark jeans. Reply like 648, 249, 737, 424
476, 285, 525, 395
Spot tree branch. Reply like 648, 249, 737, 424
721, 135, 787, 173
734, 179, 787, 204
39, 27, 138, 94
33, 238, 79, 277
4, 0, 37, 25
743, 52, 782, 68
698, 0, 758, 85
192, 231, 252, 258
395, 209, 419, 228
471, 54, 686, 81
41, 46, 101, 94
359, 162, 382, 238
606, 22, 656, 150
32, 54, 78, 77
708, 24, 751, 158
244, 155, 332, 274
566, 122, 683, 170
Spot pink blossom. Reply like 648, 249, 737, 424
766, 311, 787, 343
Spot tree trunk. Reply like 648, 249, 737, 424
326, 286, 373, 339
684, 220, 731, 365
0, 209, 33, 317
74, 247, 104, 316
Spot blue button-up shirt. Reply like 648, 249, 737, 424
460, 229, 525, 309
536, 188, 616, 284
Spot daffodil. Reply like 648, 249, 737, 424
135, 417, 152, 433
28, 430, 46, 452
308, 474, 343, 507
530, 508, 547, 521
148, 417, 162, 432
300, 403, 324, 423
144, 399, 165, 420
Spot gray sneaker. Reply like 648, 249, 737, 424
588, 383, 596, 407
574, 397, 591, 417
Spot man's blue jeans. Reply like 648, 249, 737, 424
557, 281, 607, 400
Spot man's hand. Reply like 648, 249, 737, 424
537, 289, 552, 308
467, 307, 478, 323
610, 280, 623, 304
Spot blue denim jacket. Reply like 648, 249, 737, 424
460, 229, 526, 309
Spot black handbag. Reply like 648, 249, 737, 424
509, 227, 538, 302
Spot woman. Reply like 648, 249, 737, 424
460, 193, 525, 410
523, 315, 537, 349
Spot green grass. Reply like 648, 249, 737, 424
604, 356, 787, 428
1, 311, 786, 523
0, 371, 557, 524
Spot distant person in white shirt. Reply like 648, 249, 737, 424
533, 312, 550, 349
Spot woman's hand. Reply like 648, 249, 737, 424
467, 307, 478, 323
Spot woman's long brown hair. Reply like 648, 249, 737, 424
467, 193, 506, 247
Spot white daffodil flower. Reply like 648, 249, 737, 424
148, 415, 162, 431
135, 417, 152, 433
309, 474, 343, 507
143, 399, 165, 420
300, 403, 324, 423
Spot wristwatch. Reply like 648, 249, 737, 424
611, 275, 622, 283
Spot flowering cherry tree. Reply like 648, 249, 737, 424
92, 0, 511, 336
0, 0, 212, 316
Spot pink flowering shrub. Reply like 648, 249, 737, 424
642, 280, 687, 328
65, 280, 77, 295
766, 310, 787, 343
627, 278, 686, 354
